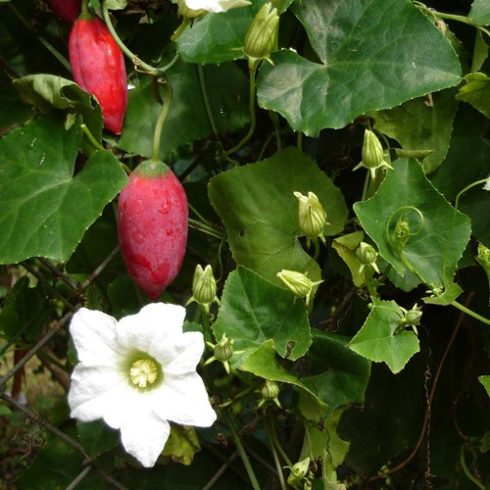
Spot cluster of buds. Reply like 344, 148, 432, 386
353, 129, 393, 179
244, 2, 279, 70
294, 191, 329, 247
277, 269, 323, 306
355, 242, 380, 274
205, 333, 235, 374
186, 264, 220, 314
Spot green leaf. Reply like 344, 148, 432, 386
77, 420, 119, 458
331, 231, 368, 287
0, 71, 33, 133
209, 147, 347, 285
13, 74, 103, 141
162, 426, 200, 466
479, 375, 490, 397
105, 0, 127, 10
257, 0, 461, 136
371, 90, 458, 173
301, 331, 371, 416
212, 267, 311, 362
0, 115, 128, 264
354, 159, 471, 288
422, 282, 463, 305
119, 62, 249, 159
0, 277, 51, 341
456, 72, 490, 119
348, 299, 420, 374
469, 0, 490, 26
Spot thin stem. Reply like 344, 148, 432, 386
361, 170, 371, 201
66, 465, 92, 490
171, 18, 191, 42
9, 4, 71, 72
312, 238, 320, 262
454, 178, 488, 209
270, 112, 282, 151
460, 445, 485, 490
202, 450, 239, 490
224, 64, 258, 157
223, 412, 261, 490
152, 81, 172, 162
267, 415, 292, 466
188, 218, 225, 240
189, 203, 213, 227
451, 300, 490, 325
198, 64, 218, 135
266, 423, 287, 490
297, 132, 303, 152
81, 124, 104, 151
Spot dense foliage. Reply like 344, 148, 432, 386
1, 0, 490, 488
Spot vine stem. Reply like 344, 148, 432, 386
198, 64, 218, 135
223, 412, 261, 490
266, 424, 287, 490
267, 413, 292, 466
102, 3, 179, 75
188, 218, 224, 240
460, 445, 485, 489
81, 124, 104, 151
152, 81, 172, 162
224, 64, 258, 157
450, 300, 490, 326
454, 178, 488, 210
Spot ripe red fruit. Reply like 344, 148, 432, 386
117, 160, 189, 300
47, 0, 81, 22
69, 16, 127, 134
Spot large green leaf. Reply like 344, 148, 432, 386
348, 299, 420, 374
354, 159, 471, 288
371, 90, 458, 173
212, 267, 311, 362
118, 62, 249, 159
456, 72, 490, 119
480, 375, 490, 397
208, 147, 347, 284
77, 421, 119, 458
0, 71, 33, 133
469, 0, 490, 26
301, 331, 371, 416
0, 115, 128, 264
257, 0, 461, 136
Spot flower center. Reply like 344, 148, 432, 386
129, 358, 159, 389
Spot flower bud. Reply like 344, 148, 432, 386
214, 334, 234, 362
276, 269, 323, 306
186, 264, 219, 313
353, 129, 393, 179
244, 3, 279, 69
287, 457, 311, 490
258, 380, 280, 407
355, 242, 380, 274
293, 191, 328, 244
403, 304, 423, 327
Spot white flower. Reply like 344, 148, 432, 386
68, 303, 216, 468
183, 0, 251, 13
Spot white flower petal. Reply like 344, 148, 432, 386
184, 0, 250, 13
116, 303, 185, 352
70, 308, 122, 366
149, 331, 205, 374
152, 372, 216, 427
120, 409, 171, 468
68, 365, 129, 424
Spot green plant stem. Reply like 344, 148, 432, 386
267, 413, 292, 466
81, 124, 104, 151
297, 132, 303, 152
9, 3, 71, 72
171, 18, 191, 42
361, 170, 371, 201
102, 3, 179, 75
270, 112, 282, 151
312, 238, 320, 261
451, 300, 490, 325
454, 178, 488, 209
266, 422, 287, 490
223, 412, 261, 490
224, 64, 258, 156
188, 218, 225, 240
189, 202, 214, 227
198, 64, 218, 135
152, 81, 172, 162
460, 445, 485, 490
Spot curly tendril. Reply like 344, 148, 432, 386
386, 206, 425, 254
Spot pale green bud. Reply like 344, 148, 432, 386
287, 457, 311, 490
353, 129, 393, 178
403, 304, 423, 327
214, 334, 234, 362
355, 242, 380, 274
261, 380, 280, 400
293, 191, 328, 244
177, 0, 206, 18
192, 264, 217, 304
477, 243, 490, 273
244, 3, 279, 68
276, 269, 323, 306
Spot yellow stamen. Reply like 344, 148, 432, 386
129, 359, 159, 388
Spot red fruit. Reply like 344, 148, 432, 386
47, 0, 81, 22
69, 16, 127, 134
117, 160, 189, 300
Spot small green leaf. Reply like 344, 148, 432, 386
479, 375, 490, 397
77, 420, 119, 458
331, 231, 368, 287
0, 114, 128, 264
209, 147, 347, 285
422, 282, 463, 305
469, 0, 490, 26
349, 299, 420, 374
257, 0, 461, 135
212, 267, 311, 362
371, 90, 458, 173
14, 74, 103, 141
105, 0, 127, 10
162, 426, 200, 466
456, 72, 490, 119
354, 159, 471, 288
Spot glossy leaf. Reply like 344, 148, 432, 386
371, 90, 458, 173
209, 147, 347, 284
212, 267, 311, 362
119, 62, 249, 159
469, 0, 490, 26
354, 159, 471, 288
77, 420, 119, 458
0, 71, 33, 133
349, 299, 420, 374
331, 231, 368, 287
257, 0, 461, 135
0, 115, 128, 264
456, 72, 490, 119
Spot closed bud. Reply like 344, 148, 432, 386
403, 304, 422, 327
287, 457, 311, 490
244, 3, 279, 68
276, 269, 323, 306
353, 129, 393, 178
261, 380, 280, 400
293, 191, 328, 244
186, 264, 219, 313
214, 334, 234, 362
356, 242, 380, 274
